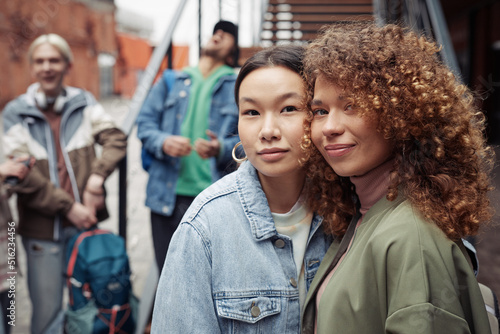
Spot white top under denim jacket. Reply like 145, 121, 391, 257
151, 160, 332, 333
273, 202, 313, 311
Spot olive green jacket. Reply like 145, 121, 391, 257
302, 195, 491, 334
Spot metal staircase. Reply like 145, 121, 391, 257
256, 0, 459, 79
261, 0, 374, 45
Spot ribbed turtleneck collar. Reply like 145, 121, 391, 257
350, 159, 395, 217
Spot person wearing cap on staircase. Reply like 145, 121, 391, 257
136, 20, 240, 274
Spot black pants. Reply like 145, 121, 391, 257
151, 195, 195, 273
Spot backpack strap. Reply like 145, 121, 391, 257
457, 239, 500, 334
478, 283, 500, 334
97, 304, 132, 334
66, 229, 112, 306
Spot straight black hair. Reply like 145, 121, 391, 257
234, 45, 305, 106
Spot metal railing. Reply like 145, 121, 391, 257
117, 2, 190, 332
373, 0, 461, 78
117, 0, 188, 245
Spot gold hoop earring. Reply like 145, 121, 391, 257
232, 142, 247, 163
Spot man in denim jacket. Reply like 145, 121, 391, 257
136, 21, 240, 272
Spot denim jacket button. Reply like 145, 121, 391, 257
184, 79, 191, 86
251, 305, 261, 317
179, 90, 187, 98
274, 239, 285, 248
290, 277, 297, 288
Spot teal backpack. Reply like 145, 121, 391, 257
65, 228, 138, 334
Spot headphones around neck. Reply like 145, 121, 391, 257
35, 88, 67, 113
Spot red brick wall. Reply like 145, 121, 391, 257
0, 0, 118, 108
114, 32, 190, 98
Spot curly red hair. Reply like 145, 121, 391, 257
301, 23, 495, 240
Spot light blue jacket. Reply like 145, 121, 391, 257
136, 69, 239, 216
151, 161, 332, 333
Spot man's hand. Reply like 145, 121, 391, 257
83, 190, 105, 216
194, 130, 220, 159
66, 202, 97, 230
85, 174, 105, 193
83, 174, 105, 216
162, 136, 192, 157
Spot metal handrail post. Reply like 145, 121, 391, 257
118, 0, 189, 244
199, 0, 202, 59
118, 155, 127, 240
120, 1, 189, 333
372, 0, 460, 80
425, 0, 461, 78
373, 0, 386, 26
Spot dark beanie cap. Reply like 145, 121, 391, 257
213, 20, 238, 45
213, 20, 240, 67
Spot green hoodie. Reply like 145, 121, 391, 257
176, 65, 235, 197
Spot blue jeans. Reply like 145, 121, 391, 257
22, 228, 77, 334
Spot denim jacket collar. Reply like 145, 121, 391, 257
235, 161, 277, 240
235, 161, 323, 242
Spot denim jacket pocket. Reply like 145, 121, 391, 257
215, 296, 281, 324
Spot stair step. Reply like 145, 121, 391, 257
269, 0, 372, 4
262, 0, 374, 43
268, 5, 373, 14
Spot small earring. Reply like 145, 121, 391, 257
232, 142, 247, 163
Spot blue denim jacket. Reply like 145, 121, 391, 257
151, 161, 332, 333
136, 69, 239, 216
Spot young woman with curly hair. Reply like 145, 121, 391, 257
300, 22, 495, 334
